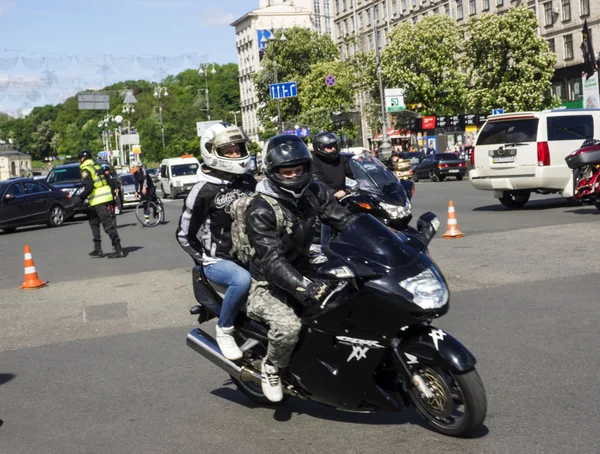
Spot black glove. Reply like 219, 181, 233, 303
295, 281, 332, 306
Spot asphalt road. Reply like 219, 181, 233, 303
1, 182, 599, 454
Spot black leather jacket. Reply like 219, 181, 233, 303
312, 154, 353, 192
246, 180, 356, 295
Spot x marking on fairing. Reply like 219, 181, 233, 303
347, 346, 369, 362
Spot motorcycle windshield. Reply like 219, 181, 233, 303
329, 214, 420, 268
349, 154, 409, 204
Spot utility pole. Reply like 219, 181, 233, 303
198, 63, 216, 121
154, 86, 168, 149
269, 30, 287, 134
374, 0, 392, 160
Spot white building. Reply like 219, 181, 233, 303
0, 145, 32, 181
232, 0, 335, 142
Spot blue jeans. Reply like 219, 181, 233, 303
321, 223, 332, 250
204, 259, 252, 328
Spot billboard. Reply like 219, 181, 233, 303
421, 116, 436, 130
77, 93, 110, 111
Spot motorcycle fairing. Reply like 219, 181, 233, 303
287, 327, 405, 411
397, 325, 477, 373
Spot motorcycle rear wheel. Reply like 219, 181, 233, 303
409, 366, 486, 438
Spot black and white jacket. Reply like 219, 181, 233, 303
176, 165, 256, 266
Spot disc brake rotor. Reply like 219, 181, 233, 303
418, 368, 453, 418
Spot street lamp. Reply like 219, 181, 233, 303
262, 29, 287, 134
154, 86, 168, 149
229, 110, 241, 126
198, 63, 216, 121
373, 0, 392, 160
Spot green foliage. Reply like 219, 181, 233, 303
253, 27, 339, 138
297, 61, 358, 139
381, 15, 468, 116
0, 64, 241, 163
465, 6, 560, 112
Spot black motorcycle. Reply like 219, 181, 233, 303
186, 213, 487, 438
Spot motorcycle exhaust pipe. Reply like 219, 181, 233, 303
186, 328, 262, 385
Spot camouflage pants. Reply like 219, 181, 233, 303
246, 281, 302, 368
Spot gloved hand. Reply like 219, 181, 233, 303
295, 280, 332, 306
72, 195, 82, 207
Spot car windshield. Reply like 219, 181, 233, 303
329, 214, 420, 268
119, 174, 135, 185
477, 119, 539, 145
172, 163, 198, 177
349, 154, 399, 193
46, 166, 80, 183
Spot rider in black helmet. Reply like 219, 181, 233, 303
244, 134, 356, 403
311, 132, 354, 248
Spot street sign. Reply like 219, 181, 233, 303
77, 93, 109, 111
132, 146, 141, 155
436, 116, 449, 128
325, 75, 336, 87
269, 81, 298, 100
385, 88, 405, 112
492, 108, 504, 115
120, 133, 140, 146
283, 127, 310, 137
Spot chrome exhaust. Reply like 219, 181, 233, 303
186, 328, 263, 385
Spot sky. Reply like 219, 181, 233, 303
0, 0, 259, 116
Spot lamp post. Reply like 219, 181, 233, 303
229, 110, 241, 126
262, 29, 287, 134
198, 63, 216, 121
153, 86, 168, 149
98, 114, 115, 162
373, 0, 392, 160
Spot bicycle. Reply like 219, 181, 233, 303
135, 195, 165, 227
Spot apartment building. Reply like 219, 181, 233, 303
232, 0, 335, 142
333, 0, 599, 107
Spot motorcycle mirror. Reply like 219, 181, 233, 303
417, 212, 440, 245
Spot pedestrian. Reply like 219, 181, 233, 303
244, 134, 356, 402
132, 164, 158, 226
74, 150, 125, 258
176, 123, 256, 360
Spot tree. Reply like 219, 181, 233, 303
297, 61, 358, 140
465, 6, 559, 113
381, 15, 468, 116
253, 27, 339, 137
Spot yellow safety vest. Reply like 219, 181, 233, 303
80, 159, 114, 207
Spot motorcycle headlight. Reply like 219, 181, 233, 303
400, 268, 448, 309
380, 201, 411, 219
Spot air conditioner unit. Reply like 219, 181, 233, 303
553, 6, 559, 14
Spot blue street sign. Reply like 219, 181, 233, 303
492, 108, 504, 115
325, 75, 336, 87
269, 81, 298, 100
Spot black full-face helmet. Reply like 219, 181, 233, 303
262, 134, 312, 198
78, 150, 93, 161
312, 132, 339, 162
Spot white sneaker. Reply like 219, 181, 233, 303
261, 359, 283, 403
215, 326, 243, 361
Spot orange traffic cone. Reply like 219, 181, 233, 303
442, 201, 464, 239
19, 245, 48, 289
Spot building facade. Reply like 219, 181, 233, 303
333, 0, 600, 107
232, 0, 334, 141
0, 145, 32, 181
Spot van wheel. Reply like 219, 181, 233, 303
499, 191, 530, 209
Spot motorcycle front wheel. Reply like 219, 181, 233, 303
409, 366, 487, 438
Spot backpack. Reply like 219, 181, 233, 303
228, 193, 294, 265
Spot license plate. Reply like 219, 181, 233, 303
449, 169, 460, 173
492, 156, 515, 163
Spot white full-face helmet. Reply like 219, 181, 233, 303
200, 122, 250, 175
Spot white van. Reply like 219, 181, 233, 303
159, 155, 200, 199
469, 109, 600, 208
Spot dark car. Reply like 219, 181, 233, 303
146, 168, 159, 183
46, 161, 122, 215
412, 153, 467, 182
0, 178, 75, 233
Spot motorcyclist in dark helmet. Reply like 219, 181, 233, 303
311, 132, 354, 248
244, 134, 356, 402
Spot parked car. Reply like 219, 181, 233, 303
469, 109, 600, 208
0, 178, 75, 233
118, 173, 138, 208
146, 168, 159, 183
46, 161, 122, 215
412, 153, 468, 182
